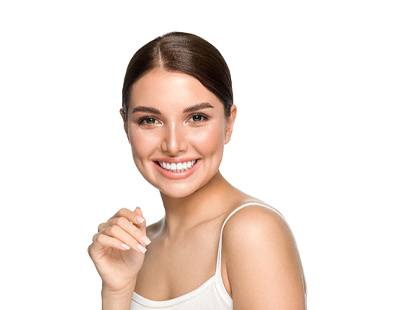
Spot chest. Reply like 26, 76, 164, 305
134, 223, 231, 301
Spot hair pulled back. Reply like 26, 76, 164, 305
120, 31, 233, 122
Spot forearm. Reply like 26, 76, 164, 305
101, 282, 136, 310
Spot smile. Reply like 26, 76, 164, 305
153, 159, 200, 179
157, 159, 197, 172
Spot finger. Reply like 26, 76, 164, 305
104, 224, 147, 254
89, 232, 133, 253
105, 207, 147, 236
108, 216, 151, 246
133, 206, 147, 229
98, 222, 106, 232
117, 207, 147, 232
106, 207, 135, 222
112, 207, 140, 224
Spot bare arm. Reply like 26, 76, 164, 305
101, 281, 136, 310
223, 205, 307, 309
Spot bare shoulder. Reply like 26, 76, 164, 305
223, 203, 307, 309
223, 202, 290, 241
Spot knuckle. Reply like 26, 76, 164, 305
96, 233, 105, 243
109, 224, 119, 235
116, 216, 127, 226
117, 208, 130, 216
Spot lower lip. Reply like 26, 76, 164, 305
153, 160, 200, 180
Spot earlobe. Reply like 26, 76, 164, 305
224, 104, 237, 144
119, 108, 126, 122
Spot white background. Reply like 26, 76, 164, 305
0, 1, 399, 309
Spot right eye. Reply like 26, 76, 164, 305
137, 117, 161, 126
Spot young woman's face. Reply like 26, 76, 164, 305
122, 67, 236, 198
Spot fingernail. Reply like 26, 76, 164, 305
135, 215, 145, 224
141, 235, 151, 245
121, 243, 130, 250
137, 244, 147, 254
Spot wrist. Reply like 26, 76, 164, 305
101, 282, 136, 310
101, 281, 137, 298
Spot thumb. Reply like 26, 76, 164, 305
133, 206, 146, 229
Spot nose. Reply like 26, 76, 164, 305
161, 122, 187, 155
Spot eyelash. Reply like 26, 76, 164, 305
137, 113, 209, 126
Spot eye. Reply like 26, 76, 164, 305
137, 117, 161, 126
190, 113, 209, 122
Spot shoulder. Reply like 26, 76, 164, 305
222, 203, 306, 309
222, 203, 292, 255
222, 200, 288, 236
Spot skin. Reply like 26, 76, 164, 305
122, 67, 242, 238
115, 66, 306, 308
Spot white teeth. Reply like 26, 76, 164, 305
158, 160, 197, 172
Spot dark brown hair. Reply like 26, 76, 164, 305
120, 31, 233, 122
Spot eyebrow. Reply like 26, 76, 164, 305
131, 102, 214, 115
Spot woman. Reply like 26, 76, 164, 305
88, 31, 307, 309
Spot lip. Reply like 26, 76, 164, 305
153, 159, 200, 180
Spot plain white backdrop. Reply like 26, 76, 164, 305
0, 1, 399, 309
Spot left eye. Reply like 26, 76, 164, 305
191, 114, 208, 122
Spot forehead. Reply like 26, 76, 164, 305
129, 67, 221, 110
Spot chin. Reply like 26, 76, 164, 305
158, 183, 201, 199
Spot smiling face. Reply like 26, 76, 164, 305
121, 67, 237, 198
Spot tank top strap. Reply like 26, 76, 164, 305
214, 199, 286, 279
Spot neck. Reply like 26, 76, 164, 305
158, 170, 238, 240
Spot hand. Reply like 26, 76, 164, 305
88, 207, 151, 293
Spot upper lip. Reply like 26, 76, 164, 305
153, 157, 199, 163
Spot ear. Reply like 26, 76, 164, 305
224, 104, 237, 144
120, 108, 130, 143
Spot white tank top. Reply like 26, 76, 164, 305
131, 200, 286, 309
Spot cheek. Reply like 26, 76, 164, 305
129, 129, 160, 156
129, 130, 159, 171
188, 125, 225, 153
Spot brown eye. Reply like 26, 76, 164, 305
191, 114, 208, 122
